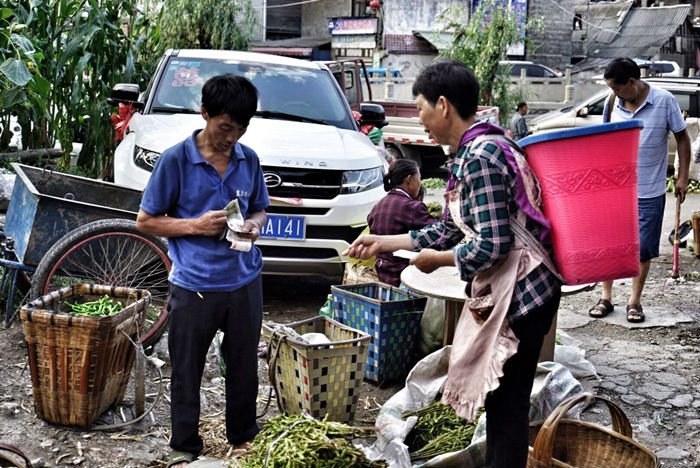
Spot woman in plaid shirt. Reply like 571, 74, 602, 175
343, 60, 561, 468
367, 159, 435, 286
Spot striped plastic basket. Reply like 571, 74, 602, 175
262, 316, 370, 423
331, 283, 427, 384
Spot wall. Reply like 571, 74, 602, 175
381, 53, 436, 78
526, 0, 576, 67
301, 0, 350, 38
382, 0, 461, 35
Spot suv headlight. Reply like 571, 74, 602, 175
134, 146, 161, 171
340, 167, 383, 194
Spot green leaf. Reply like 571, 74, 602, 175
28, 74, 50, 98
1, 8, 14, 20
2, 87, 27, 109
0, 58, 32, 86
11, 33, 35, 54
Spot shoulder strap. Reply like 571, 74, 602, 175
604, 92, 616, 123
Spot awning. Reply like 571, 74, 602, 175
250, 46, 313, 57
412, 30, 455, 51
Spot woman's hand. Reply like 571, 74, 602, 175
342, 235, 382, 259
410, 249, 454, 274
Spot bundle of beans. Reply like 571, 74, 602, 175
403, 400, 482, 462
237, 414, 386, 468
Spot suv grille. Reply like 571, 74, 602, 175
262, 167, 343, 199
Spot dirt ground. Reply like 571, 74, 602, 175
0, 275, 402, 468
1, 196, 699, 467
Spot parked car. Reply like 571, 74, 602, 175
108, 49, 389, 278
529, 78, 700, 176
639, 60, 682, 77
500, 60, 562, 78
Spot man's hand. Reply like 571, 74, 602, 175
675, 177, 688, 203
409, 249, 451, 274
195, 210, 228, 236
236, 219, 261, 242
342, 235, 382, 259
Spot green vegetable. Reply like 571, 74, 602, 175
239, 414, 385, 468
422, 178, 447, 190
426, 201, 443, 219
403, 400, 482, 461
666, 176, 700, 194
66, 295, 123, 317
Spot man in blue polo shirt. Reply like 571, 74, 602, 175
136, 74, 269, 467
589, 57, 690, 323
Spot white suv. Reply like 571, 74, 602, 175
109, 49, 389, 278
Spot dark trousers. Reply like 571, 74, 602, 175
168, 277, 263, 455
484, 289, 561, 468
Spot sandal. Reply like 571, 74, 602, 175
589, 298, 614, 318
626, 304, 644, 323
167, 450, 196, 467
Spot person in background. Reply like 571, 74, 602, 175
344, 60, 561, 468
136, 74, 269, 468
367, 159, 435, 286
509, 102, 529, 141
589, 57, 690, 323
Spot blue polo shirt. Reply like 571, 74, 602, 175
604, 84, 686, 198
140, 130, 269, 292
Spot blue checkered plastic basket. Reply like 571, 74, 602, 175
331, 283, 427, 383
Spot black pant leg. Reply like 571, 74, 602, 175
484, 290, 561, 468
221, 275, 263, 444
168, 284, 222, 455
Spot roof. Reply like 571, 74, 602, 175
249, 37, 331, 57
587, 4, 691, 58
584, 1, 633, 45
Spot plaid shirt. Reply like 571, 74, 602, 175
368, 188, 436, 286
410, 138, 559, 322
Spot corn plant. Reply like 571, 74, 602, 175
0, 0, 159, 178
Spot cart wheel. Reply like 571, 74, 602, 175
30, 219, 171, 348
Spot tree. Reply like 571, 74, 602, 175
436, 0, 542, 125
158, 0, 256, 51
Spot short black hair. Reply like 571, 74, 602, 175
603, 58, 640, 85
516, 101, 527, 111
383, 159, 419, 192
201, 74, 258, 127
412, 60, 479, 120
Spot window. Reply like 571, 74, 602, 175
527, 65, 545, 77
587, 97, 606, 116
352, 0, 371, 16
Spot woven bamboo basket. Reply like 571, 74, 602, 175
20, 284, 150, 427
262, 316, 370, 423
527, 393, 659, 468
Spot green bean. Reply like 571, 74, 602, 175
66, 295, 123, 317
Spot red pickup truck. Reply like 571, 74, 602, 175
324, 59, 500, 169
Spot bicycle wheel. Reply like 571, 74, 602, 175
30, 219, 171, 348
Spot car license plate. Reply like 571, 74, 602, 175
260, 215, 306, 240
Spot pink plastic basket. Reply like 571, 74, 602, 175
519, 120, 643, 284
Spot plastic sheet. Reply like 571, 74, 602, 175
362, 347, 587, 468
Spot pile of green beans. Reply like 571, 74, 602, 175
403, 400, 482, 461
240, 414, 386, 468
66, 295, 123, 317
